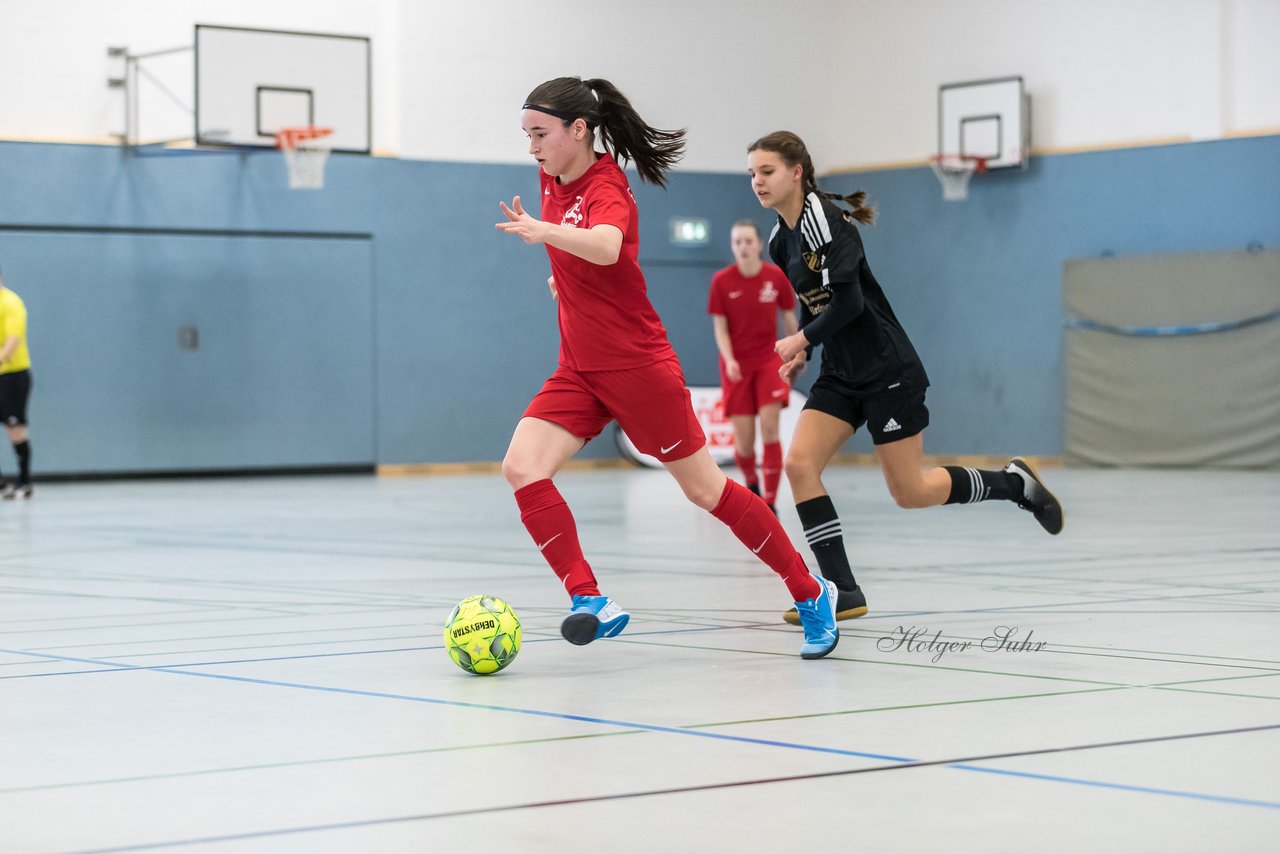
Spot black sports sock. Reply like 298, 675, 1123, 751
943, 466, 1021, 504
795, 495, 858, 591
14, 441, 30, 484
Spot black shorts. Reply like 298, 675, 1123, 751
804, 374, 928, 445
0, 370, 32, 427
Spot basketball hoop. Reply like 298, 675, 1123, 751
275, 126, 333, 190
929, 154, 987, 201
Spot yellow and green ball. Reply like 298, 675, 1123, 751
444, 595, 522, 675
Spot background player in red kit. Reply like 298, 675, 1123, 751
707, 220, 797, 512
495, 77, 838, 658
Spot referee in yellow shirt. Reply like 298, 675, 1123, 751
0, 267, 33, 499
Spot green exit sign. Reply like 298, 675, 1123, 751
670, 218, 709, 245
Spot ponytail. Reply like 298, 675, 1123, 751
523, 77, 686, 187
747, 131, 876, 225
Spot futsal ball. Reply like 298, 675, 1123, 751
444, 595, 522, 675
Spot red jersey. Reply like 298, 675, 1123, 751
706, 262, 795, 369
539, 153, 677, 371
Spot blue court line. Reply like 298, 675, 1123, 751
0, 646, 910, 763
953, 765, 1280, 809
5, 644, 1279, 818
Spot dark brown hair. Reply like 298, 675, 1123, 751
748, 131, 875, 225
731, 219, 760, 236
524, 77, 685, 188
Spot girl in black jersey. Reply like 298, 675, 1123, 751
746, 131, 1063, 626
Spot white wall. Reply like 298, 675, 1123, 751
1230, 0, 1280, 133
1, 0, 1276, 171
395, 0, 835, 172
821, 0, 1280, 171
0, 0, 400, 147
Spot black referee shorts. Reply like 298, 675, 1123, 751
0, 370, 32, 427
803, 373, 929, 445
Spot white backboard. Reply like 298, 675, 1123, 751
195, 25, 370, 153
938, 76, 1029, 170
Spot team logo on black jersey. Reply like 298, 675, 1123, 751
798, 288, 828, 314
802, 250, 823, 273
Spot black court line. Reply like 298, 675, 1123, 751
0, 624, 734, 681
833, 628, 1280, 673
8, 567, 1272, 637
0, 584, 312, 616
8, 538, 1272, 611
10, 677, 1276, 797
7, 615, 1280, 687
22, 518, 1270, 579
0, 571, 453, 613
27, 621, 428, 652
0, 607, 424, 640
0, 223, 372, 241
66, 723, 1280, 852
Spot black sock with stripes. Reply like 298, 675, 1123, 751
795, 495, 858, 591
943, 466, 1022, 504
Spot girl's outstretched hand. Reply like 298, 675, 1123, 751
496, 196, 548, 245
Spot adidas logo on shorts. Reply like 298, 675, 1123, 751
883, 418, 902, 432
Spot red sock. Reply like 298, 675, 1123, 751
761, 441, 783, 506
710, 479, 817, 601
733, 452, 758, 488
514, 479, 599, 598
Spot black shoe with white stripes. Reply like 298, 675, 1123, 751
1004, 458, 1063, 535
783, 585, 867, 625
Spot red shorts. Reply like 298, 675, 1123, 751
523, 358, 707, 463
721, 357, 791, 417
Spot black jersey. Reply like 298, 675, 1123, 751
768, 192, 928, 394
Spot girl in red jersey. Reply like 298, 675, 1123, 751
707, 220, 797, 512
745, 131, 1064, 627
495, 78, 838, 659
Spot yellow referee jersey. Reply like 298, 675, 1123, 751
0, 287, 31, 374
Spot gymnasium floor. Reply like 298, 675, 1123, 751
2, 464, 1278, 852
